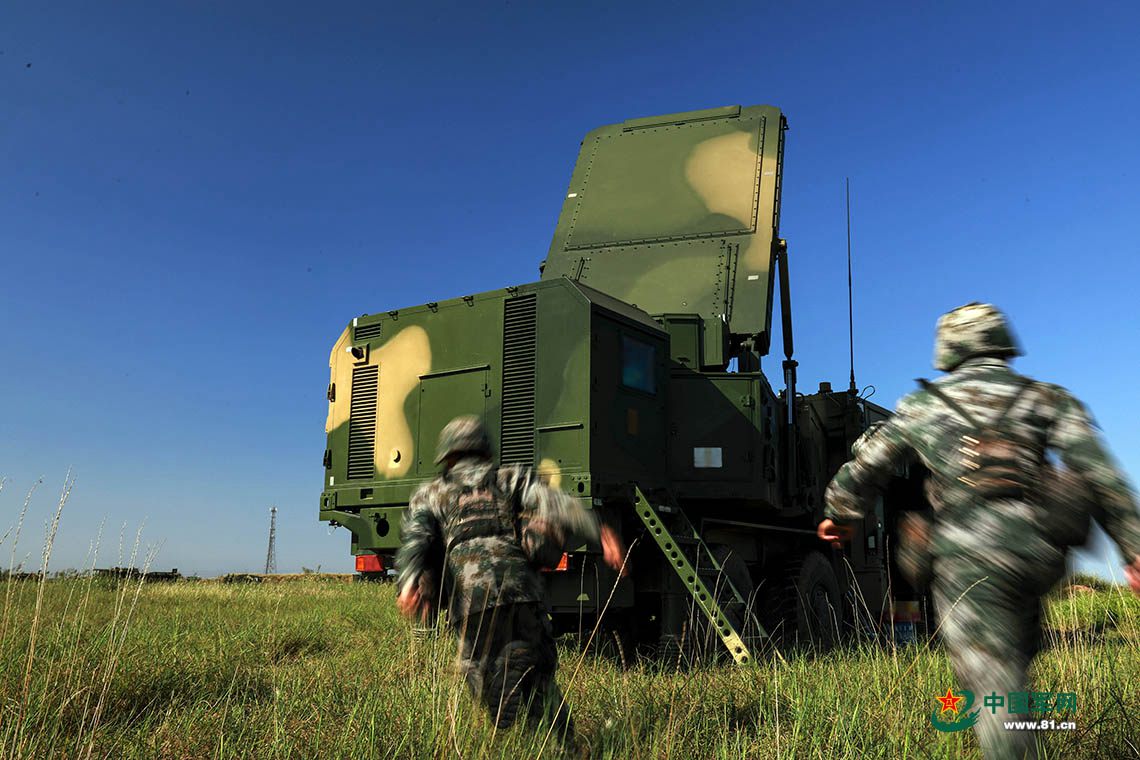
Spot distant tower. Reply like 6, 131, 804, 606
264, 506, 278, 575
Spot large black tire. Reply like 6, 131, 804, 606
790, 551, 843, 651
708, 543, 759, 634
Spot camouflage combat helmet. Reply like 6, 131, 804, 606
435, 415, 492, 464
933, 302, 1023, 371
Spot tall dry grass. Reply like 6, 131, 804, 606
1, 479, 1137, 759
0, 474, 161, 760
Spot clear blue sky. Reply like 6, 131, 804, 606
2, 1, 1138, 578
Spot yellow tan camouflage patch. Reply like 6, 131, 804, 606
684, 128, 769, 275
373, 325, 432, 478
684, 129, 758, 232
537, 458, 562, 489
325, 327, 351, 434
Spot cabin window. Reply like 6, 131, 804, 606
621, 335, 657, 394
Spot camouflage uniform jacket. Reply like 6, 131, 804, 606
825, 357, 1140, 563
396, 457, 600, 620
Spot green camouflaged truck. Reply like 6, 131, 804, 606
319, 105, 927, 662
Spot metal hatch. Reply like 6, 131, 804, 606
542, 104, 786, 351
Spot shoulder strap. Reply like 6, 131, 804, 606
990, 378, 1034, 429
916, 378, 983, 429
916, 377, 1034, 432
487, 466, 523, 543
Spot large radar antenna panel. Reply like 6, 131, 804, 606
541, 104, 786, 353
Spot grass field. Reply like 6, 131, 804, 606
0, 571, 1137, 760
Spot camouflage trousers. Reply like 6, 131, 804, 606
454, 602, 575, 745
931, 549, 1065, 760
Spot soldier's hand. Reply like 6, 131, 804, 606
817, 518, 855, 549
396, 585, 427, 621
1126, 556, 1140, 596
600, 524, 627, 577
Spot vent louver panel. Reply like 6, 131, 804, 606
500, 295, 537, 465
354, 322, 383, 342
347, 365, 379, 479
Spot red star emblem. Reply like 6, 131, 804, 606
935, 687, 963, 714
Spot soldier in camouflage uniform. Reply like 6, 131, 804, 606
817, 303, 1140, 760
395, 415, 625, 749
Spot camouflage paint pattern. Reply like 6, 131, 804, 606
825, 312, 1140, 758
320, 276, 667, 562
434, 415, 492, 463
394, 451, 596, 744
934, 302, 1022, 372
326, 322, 432, 479
826, 357, 1140, 564
395, 455, 601, 621
932, 552, 1061, 760
322, 104, 789, 558
541, 104, 786, 352
322, 104, 919, 649
453, 602, 574, 743
849, 421, 884, 458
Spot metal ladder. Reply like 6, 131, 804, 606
632, 486, 766, 665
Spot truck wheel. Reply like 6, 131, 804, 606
790, 551, 843, 651
588, 608, 637, 668
708, 543, 759, 631
709, 545, 753, 598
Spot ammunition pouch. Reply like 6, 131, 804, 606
917, 377, 1099, 552
959, 435, 1036, 500
446, 516, 515, 552
444, 480, 521, 554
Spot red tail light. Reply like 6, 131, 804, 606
539, 553, 570, 573
356, 554, 384, 573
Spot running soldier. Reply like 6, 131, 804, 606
395, 415, 625, 750
818, 303, 1140, 760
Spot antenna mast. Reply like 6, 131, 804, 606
846, 178, 857, 395
264, 506, 278, 575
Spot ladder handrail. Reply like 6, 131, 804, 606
632, 486, 766, 665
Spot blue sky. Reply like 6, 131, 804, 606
2, 1, 1138, 578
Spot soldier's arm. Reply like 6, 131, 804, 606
503, 466, 600, 563
1047, 388, 1140, 562
395, 485, 444, 599
824, 413, 916, 524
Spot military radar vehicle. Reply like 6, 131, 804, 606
319, 105, 928, 662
